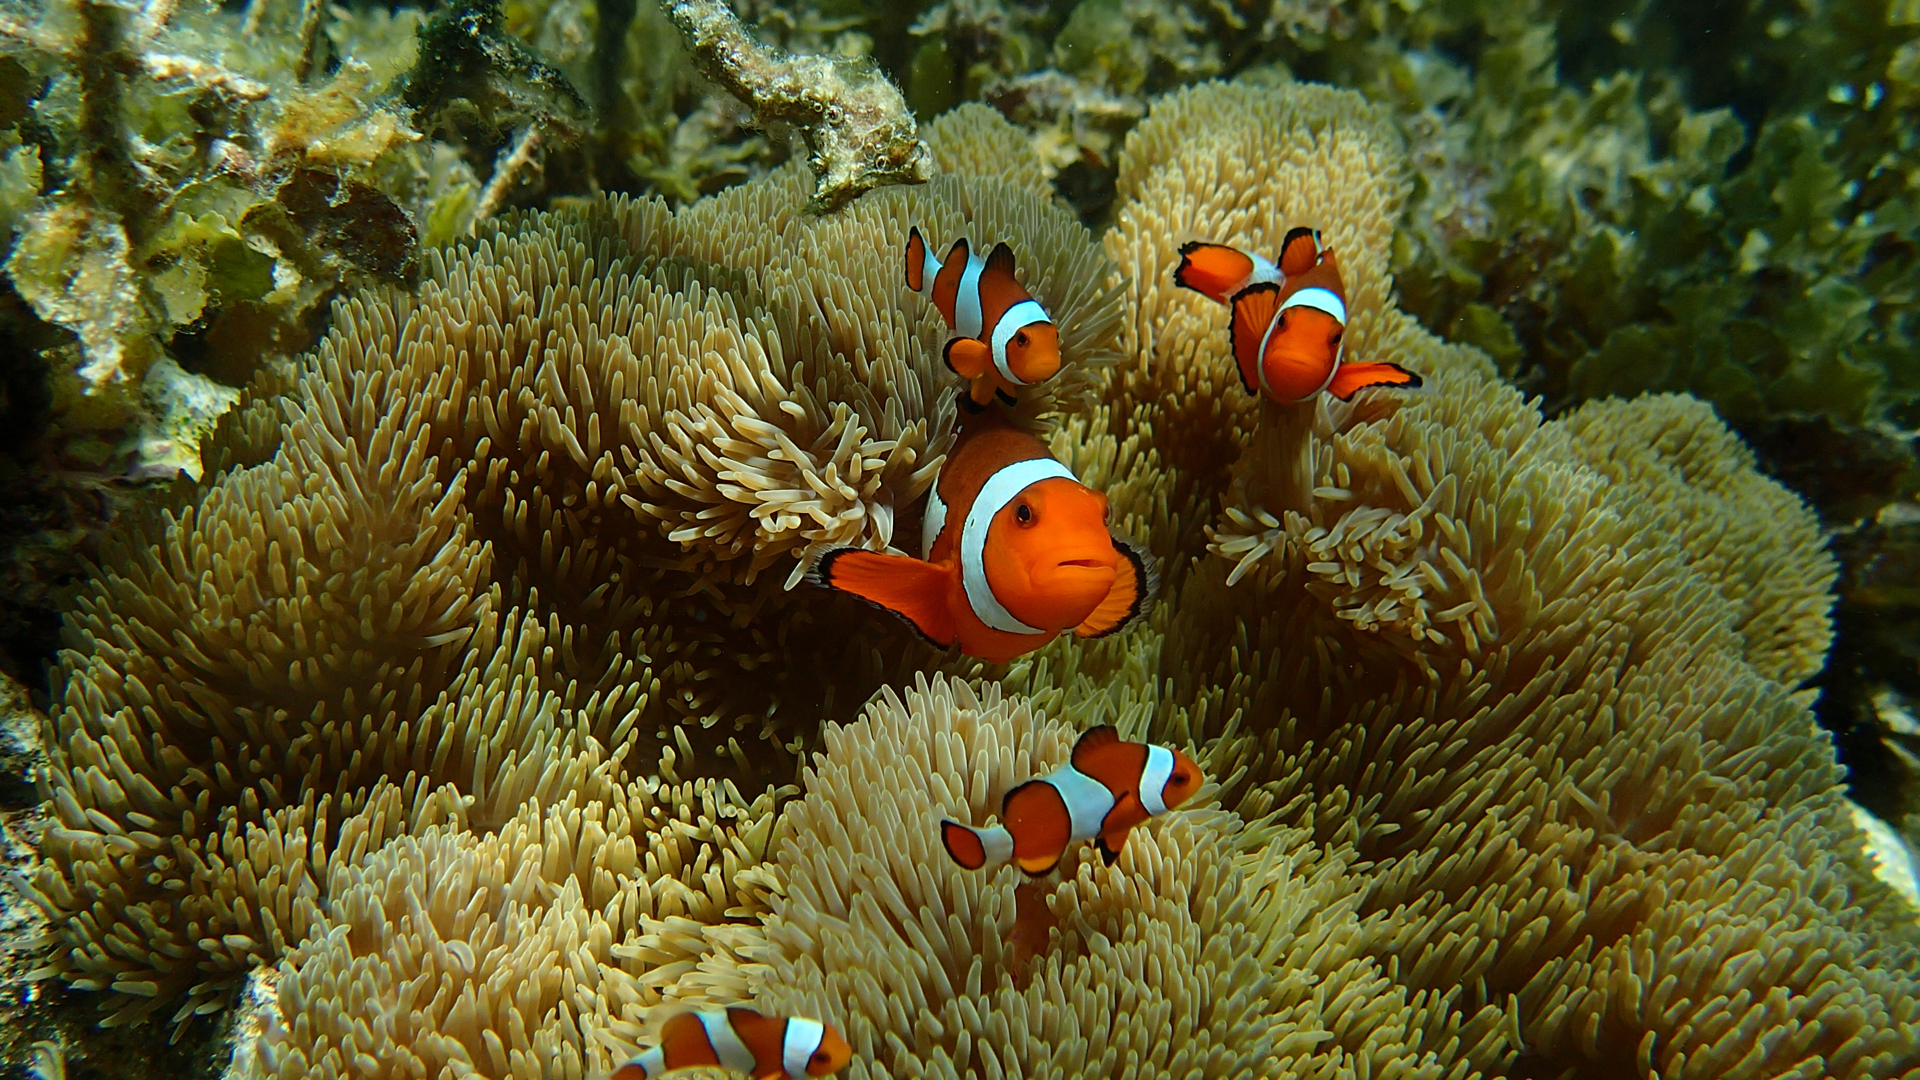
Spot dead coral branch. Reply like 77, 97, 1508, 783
662, 0, 932, 213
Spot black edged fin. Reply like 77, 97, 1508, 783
1071, 725, 1122, 771
942, 339, 959, 374
808, 547, 955, 652
999, 776, 1048, 819
1227, 281, 1282, 397
995, 387, 1018, 407
1095, 836, 1122, 867
957, 389, 987, 414
986, 241, 1017, 276
1077, 539, 1160, 640
906, 225, 927, 291
944, 236, 971, 266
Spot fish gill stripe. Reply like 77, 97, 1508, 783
1137, 745, 1175, 816
1283, 285, 1348, 376
955, 252, 987, 340
783, 1017, 827, 1079
960, 457, 1077, 635
700, 1010, 760, 1075
922, 482, 949, 560
989, 300, 1051, 386
1048, 764, 1117, 843
1280, 286, 1346, 325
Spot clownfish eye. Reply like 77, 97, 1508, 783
1014, 330, 1029, 347
1331, 331, 1343, 344
1015, 502, 1034, 525
811, 1051, 831, 1066
1171, 770, 1191, 787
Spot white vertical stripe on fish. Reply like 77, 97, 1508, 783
921, 483, 948, 560
954, 252, 986, 339
1137, 745, 1175, 816
783, 1017, 827, 1078
700, 1010, 760, 1075
959, 458, 1076, 634
989, 299, 1051, 386
1049, 766, 1116, 842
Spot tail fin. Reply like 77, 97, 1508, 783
1175, 241, 1282, 306
941, 820, 1014, 870
905, 226, 940, 294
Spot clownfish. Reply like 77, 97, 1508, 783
610, 1007, 852, 1080
941, 725, 1203, 875
1174, 228, 1422, 403
808, 411, 1155, 664
905, 226, 1062, 411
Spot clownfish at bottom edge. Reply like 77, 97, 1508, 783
610, 1007, 852, 1080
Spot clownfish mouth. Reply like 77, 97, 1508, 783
1058, 558, 1107, 569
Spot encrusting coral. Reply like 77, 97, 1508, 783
19, 73, 1920, 1080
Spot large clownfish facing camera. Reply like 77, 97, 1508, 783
610, 1007, 852, 1080
1174, 227, 1422, 404
905, 225, 1062, 411
941, 725, 1203, 876
808, 411, 1155, 664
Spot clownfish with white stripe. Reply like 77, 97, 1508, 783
610, 1006, 852, 1080
1174, 227, 1422, 403
941, 725, 1203, 876
905, 225, 1062, 411
807, 411, 1155, 664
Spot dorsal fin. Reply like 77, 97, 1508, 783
1278, 226, 1322, 277
986, 241, 1018, 277
1070, 725, 1123, 772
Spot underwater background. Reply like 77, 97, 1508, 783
0, 0, 1917, 1075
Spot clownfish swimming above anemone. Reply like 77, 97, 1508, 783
1174, 227, 1422, 403
611, 1006, 852, 1080
807, 411, 1156, 664
905, 225, 1062, 410
942, 725, 1204, 875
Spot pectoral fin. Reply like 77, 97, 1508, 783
1326, 361, 1422, 401
810, 547, 957, 649
1095, 827, 1132, 866
945, 336, 994, 380
1228, 283, 1283, 396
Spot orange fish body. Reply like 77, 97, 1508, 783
941, 725, 1203, 876
1174, 230, 1422, 403
611, 1007, 852, 1080
809, 414, 1155, 663
906, 226, 1062, 410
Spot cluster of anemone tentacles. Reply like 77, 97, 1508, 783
26, 83, 1920, 1080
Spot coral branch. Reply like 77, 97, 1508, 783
661, 0, 931, 213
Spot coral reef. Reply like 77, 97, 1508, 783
11, 79, 1916, 1080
